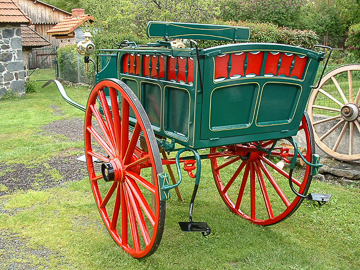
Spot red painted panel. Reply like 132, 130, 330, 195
122, 53, 129, 73
178, 57, 187, 82
158, 55, 165, 79
129, 54, 135, 74
143, 55, 151, 77
264, 52, 281, 76
290, 55, 307, 79
168, 56, 177, 81
215, 54, 229, 80
135, 54, 141, 75
187, 58, 194, 84
150, 55, 158, 78
278, 53, 294, 77
246, 51, 264, 76
229, 52, 245, 78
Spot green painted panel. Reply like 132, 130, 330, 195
164, 87, 190, 138
256, 83, 301, 126
146, 21, 250, 41
210, 84, 258, 130
141, 83, 161, 127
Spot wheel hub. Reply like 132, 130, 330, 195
101, 159, 125, 182
341, 103, 359, 122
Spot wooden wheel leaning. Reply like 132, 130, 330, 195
307, 64, 360, 161
84, 79, 166, 258
210, 113, 314, 226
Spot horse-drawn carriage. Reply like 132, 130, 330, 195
52, 21, 331, 258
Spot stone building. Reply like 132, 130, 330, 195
0, 0, 31, 98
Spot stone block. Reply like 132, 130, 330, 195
0, 63, 5, 73
3, 29, 14, 38
0, 52, 12, 62
10, 38, 22, 49
11, 80, 25, 93
4, 72, 14, 81
1, 45, 10, 50
16, 50, 23, 60
7, 61, 23, 72
16, 27, 21, 36
18, 71, 25, 80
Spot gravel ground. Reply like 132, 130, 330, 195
0, 117, 87, 269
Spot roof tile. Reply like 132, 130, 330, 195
47, 14, 93, 36
21, 25, 51, 47
0, 0, 31, 24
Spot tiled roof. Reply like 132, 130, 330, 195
47, 14, 94, 36
0, 0, 31, 24
21, 25, 50, 47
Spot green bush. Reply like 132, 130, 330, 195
200, 21, 319, 49
346, 23, 360, 61
25, 81, 36, 93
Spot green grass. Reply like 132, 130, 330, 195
0, 69, 359, 269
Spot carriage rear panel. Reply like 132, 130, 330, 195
96, 43, 323, 149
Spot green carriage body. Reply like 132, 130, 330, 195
96, 22, 323, 149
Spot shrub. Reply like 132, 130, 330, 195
200, 21, 319, 49
25, 81, 36, 93
346, 23, 360, 61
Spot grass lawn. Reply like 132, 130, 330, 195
0, 69, 359, 269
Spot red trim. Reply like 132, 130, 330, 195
246, 52, 264, 76
230, 52, 246, 78
215, 54, 229, 80
177, 57, 187, 82
168, 56, 177, 81
278, 53, 295, 77
187, 58, 194, 84
265, 52, 281, 76
143, 55, 151, 77
290, 56, 307, 79
122, 54, 129, 73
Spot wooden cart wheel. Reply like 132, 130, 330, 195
84, 79, 166, 258
210, 113, 314, 226
307, 64, 360, 161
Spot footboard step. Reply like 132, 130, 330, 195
306, 193, 332, 205
179, 222, 211, 236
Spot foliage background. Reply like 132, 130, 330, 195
42, 0, 360, 60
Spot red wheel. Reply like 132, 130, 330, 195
210, 113, 314, 225
85, 79, 165, 258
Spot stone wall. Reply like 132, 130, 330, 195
0, 24, 26, 99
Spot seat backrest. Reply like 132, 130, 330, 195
146, 21, 250, 42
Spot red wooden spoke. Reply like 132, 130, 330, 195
223, 161, 246, 194
126, 177, 156, 226
257, 159, 290, 207
90, 175, 104, 182
126, 170, 155, 194
124, 123, 141, 165
90, 104, 116, 154
125, 182, 151, 245
87, 126, 114, 158
126, 154, 151, 170
120, 183, 128, 245
254, 161, 274, 219
261, 156, 302, 187
235, 163, 250, 210
98, 89, 116, 146
215, 156, 242, 171
100, 182, 118, 209
109, 87, 122, 156
121, 99, 130, 159
124, 187, 141, 252
111, 183, 122, 230
87, 150, 111, 163
250, 163, 256, 219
